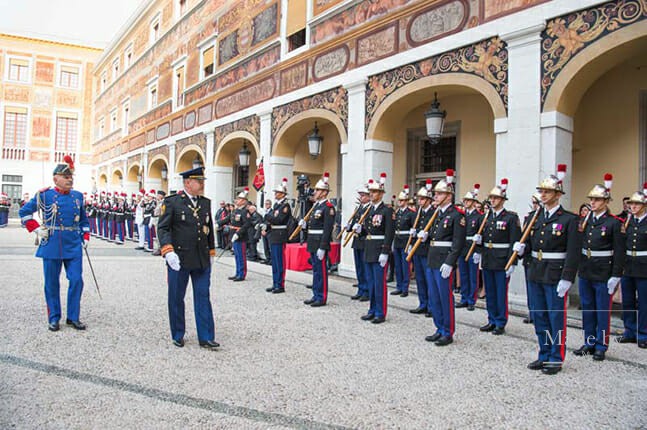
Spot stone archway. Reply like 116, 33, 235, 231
111, 169, 123, 189
212, 131, 259, 204
148, 155, 170, 194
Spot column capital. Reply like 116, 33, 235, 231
540, 111, 574, 132
344, 79, 368, 95
257, 109, 273, 120
501, 23, 545, 49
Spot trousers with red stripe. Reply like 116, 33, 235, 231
425, 268, 455, 338
483, 269, 509, 328
310, 251, 328, 303
528, 281, 567, 364
233, 241, 247, 280
579, 279, 613, 352
366, 262, 388, 319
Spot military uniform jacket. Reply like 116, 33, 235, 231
426, 205, 466, 269
157, 192, 215, 270
19, 187, 90, 260
347, 204, 369, 250
461, 209, 484, 257
306, 199, 335, 253
479, 208, 522, 271
220, 205, 252, 242
528, 206, 581, 284
578, 211, 625, 281
143, 200, 156, 224
522, 210, 537, 268
624, 214, 647, 278
359, 201, 394, 263
393, 207, 416, 249
413, 206, 435, 257
115, 203, 125, 222
264, 199, 291, 244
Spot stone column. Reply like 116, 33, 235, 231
212, 166, 234, 206
168, 143, 177, 191
258, 110, 273, 208
540, 111, 574, 210
204, 130, 216, 201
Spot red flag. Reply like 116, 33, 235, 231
252, 159, 265, 191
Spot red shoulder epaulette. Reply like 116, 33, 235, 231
610, 214, 624, 223
408, 207, 416, 213
454, 205, 465, 215
39, 186, 50, 193
177, 190, 184, 195
326, 201, 334, 208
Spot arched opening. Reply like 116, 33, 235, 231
148, 157, 170, 194
98, 174, 108, 189
111, 169, 124, 189
176, 146, 205, 173
214, 132, 259, 202
126, 163, 142, 193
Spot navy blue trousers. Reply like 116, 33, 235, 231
579, 278, 613, 351
167, 265, 214, 342
233, 241, 247, 279
393, 247, 410, 293
425, 267, 455, 338
483, 269, 509, 328
42, 256, 84, 323
353, 249, 368, 297
413, 254, 428, 310
457, 256, 479, 306
310, 251, 328, 303
621, 276, 647, 342
270, 243, 286, 290
528, 281, 567, 365
366, 262, 388, 318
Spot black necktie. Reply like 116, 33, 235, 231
544, 210, 549, 219
191, 197, 197, 206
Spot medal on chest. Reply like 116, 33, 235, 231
552, 223, 563, 236
314, 209, 322, 219
496, 220, 507, 230
372, 214, 382, 227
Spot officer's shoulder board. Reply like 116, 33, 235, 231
609, 214, 624, 223
453, 205, 465, 215
39, 186, 50, 193
325, 201, 334, 208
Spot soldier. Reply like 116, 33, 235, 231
0, 192, 10, 227
574, 174, 625, 361
125, 193, 135, 241
422, 169, 465, 346
215, 200, 229, 249
521, 193, 542, 324
353, 173, 394, 323
152, 190, 166, 255
114, 193, 126, 244
18, 155, 90, 331
158, 166, 218, 349
409, 179, 434, 316
135, 190, 145, 249
391, 185, 415, 297
224, 187, 252, 282
457, 184, 482, 311
300, 172, 335, 307
515, 164, 581, 375
264, 178, 291, 294
346, 185, 370, 301
618, 183, 647, 348
143, 190, 157, 252
472, 179, 522, 336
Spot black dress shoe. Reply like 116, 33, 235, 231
266, 287, 275, 292
228, 275, 237, 280
592, 350, 605, 361
638, 341, 647, 349
135, 246, 144, 250
492, 327, 505, 336
272, 288, 285, 294
400, 292, 408, 297
199, 340, 220, 349
352, 283, 358, 288
350, 294, 361, 300
390, 290, 402, 296
48, 321, 60, 332
66, 319, 86, 330
310, 301, 326, 307
455, 302, 468, 308
479, 323, 495, 332
359, 296, 369, 302
467, 305, 475, 311
387, 277, 394, 283
573, 345, 595, 356
527, 360, 544, 370
522, 317, 533, 324
306, 285, 313, 289
304, 299, 315, 305
173, 338, 185, 348
233, 277, 245, 282
434, 336, 453, 346
425, 333, 442, 342
361, 314, 375, 321
410, 307, 426, 314
541, 365, 562, 375
616, 335, 637, 344
371, 316, 385, 324
425, 312, 433, 318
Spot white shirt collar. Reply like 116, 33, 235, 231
438, 202, 452, 213
545, 204, 560, 218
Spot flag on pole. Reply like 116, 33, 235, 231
252, 158, 265, 191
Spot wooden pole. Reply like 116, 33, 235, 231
406, 208, 439, 262
465, 208, 490, 262
343, 205, 371, 247
288, 204, 316, 241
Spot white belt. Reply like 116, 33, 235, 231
581, 249, 613, 258
484, 242, 510, 249
430, 240, 452, 247
396, 230, 411, 235
309, 229, 323, 234
466, 235, 474, 241
627, 250, 647, 257
49, 226, 79, 231
271, 225, 287, 229
531, 251, 566, 260
367, 235, 385, 240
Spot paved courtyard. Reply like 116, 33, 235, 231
0, 224, 645, 429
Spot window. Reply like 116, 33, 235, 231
201, 45, 214, 79
59, 65, 79, 88
176, 0, 187, 19
55, 112, 78, 155
150, 14, 161, 45
287, 29, 306, 52
286, 0, 307, 52
100, 71, 107, 92
98, 117, 105, 139
112, 58, 120, 80
148, 81, 158, 109
110, 109, 118, 132
407, 126, 458, 189
3, 107, 28, 148
174, 64, 185, 108
122, 101, 130, 136
8, 58, 30, 82
124, 43, 134, 69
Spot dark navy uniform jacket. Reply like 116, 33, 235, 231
624, 214, 647, 278
479, 208, 522, 271
306, 199, 335, 253
522, 210, 538, 268
461, 208, 484, 257
264, 199, 291, 244
219, 205, 252, 242
393, 207, 416, 249
427, 205, 466, 269
359, 201, 394, 263
528, 206, 581, 284
157, 191, 215, 271
348, 203, 370, 250
579, 211, 625, 282
413, 205, 435, 257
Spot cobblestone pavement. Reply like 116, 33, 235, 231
0, 225, 645, 429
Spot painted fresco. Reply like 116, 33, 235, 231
35, 61, 54, 83
219, 31, 240, 65
252, 3, 278, 45
406, 0, 468, 46
356, 23, 398, 66
280, 61, 308, 94
215, 76, 276, 118
32, 116, 51, 138
214, 115, 260, 163
482, 0, 549, 21
312, 45, 350, 82
314, 0, 345, 16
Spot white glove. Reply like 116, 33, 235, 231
344, 222, 352, 231
231, 233, 239, 242
556, 280, 572, 298
83, 239, 89, 249
210, 256, 214, 266
165, 252, 181, 271
505, 265, 515, 278
513, 241, 526, 257
472, 234, 482, 245
352, 223, 362, 233
409, 228, 416, 236
298, 219, 307, 229
417, 230, 428, 242
607, 277, 621, 295
472, 253, 481, 265
440, 263, 453, 279
35, 227, 49, 240
378, 253, 389, 267
316, 248, 325, 261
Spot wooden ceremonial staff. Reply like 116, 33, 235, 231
288, 205, 316, 241
406, 207, 439, 262
405, 207, 422, 253
343, 205, 371, 247
504, 207, 541, 271
465, 204, 490, 262
336, 200, 360, 241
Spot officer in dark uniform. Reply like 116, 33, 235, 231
223, 187, 252, 281
574, 174, 625, 361
521, 193, 541, 324
391, 185, 415, 297
19, 155, 90, 331
515, 164, 581, 375
457, 184, 482, 310
143, 191, 157, 251
618, 183, 647, 348
264, 178, 291, 294
300, 172, 335, 307
422, 169, 465, 346
353, 173, 394, 323
157, 166, 218, 349
114, 193, 126, 244
473, 179, 521, 335
346, 185, 370, 301
409, 180, 434, 316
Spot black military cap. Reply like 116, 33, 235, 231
53, 155, 75, 175
179, 166, 206, 180
157, 190, 166, 197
